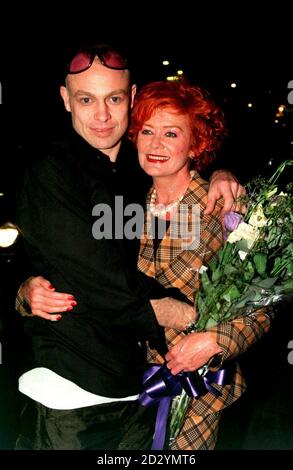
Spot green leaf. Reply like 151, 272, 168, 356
208, 258, 218, 272
271, 257, 282, 273
196, 294, 208, 318
253, 277, 277, 289
253, 252, 267, 275
243, 261, 255, 282
219, 243, 234, 265
221, 284, 241, 302
236, 239, 249, 252
200, 271, 212, 293
205, 318, 218, 329
212, 267, 224, 282
224, 265, 238, 276
282, 280, 293, 293
169, 391, 191, 442
285, 244, 293, 256
287, 261, 293, 276
267, 227, 282, 249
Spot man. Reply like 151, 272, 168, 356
15, 44, 244, 450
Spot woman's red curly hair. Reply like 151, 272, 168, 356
128, 80, 227, 171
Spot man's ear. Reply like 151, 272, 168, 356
130, 84, 137, 109
60, 85, 71, 112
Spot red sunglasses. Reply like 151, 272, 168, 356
67, 45, 128, 74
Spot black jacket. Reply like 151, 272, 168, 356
16, 131, 171, 397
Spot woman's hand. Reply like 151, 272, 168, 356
165, 332, 222, 375
205, 170, 246, 215
20, 276, 76, 321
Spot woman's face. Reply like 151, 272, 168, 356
136, 108, 194, 179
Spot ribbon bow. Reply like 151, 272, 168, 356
139, 363, 232, 450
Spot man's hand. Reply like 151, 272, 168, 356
150, 298, 196, 331
165, 331, 222, 375
205, 170, 246, 216
19, 276, 76, 321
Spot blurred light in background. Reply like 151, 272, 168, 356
0, 223, 19, 248
166, 76, 180, 81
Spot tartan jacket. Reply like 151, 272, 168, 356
138, 171, 271, 416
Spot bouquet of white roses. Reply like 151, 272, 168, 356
169, 159, 293, 446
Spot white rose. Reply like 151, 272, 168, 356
249, 205, 267, 228
199, 265, 208, 274
238, 250, 248, 260
227, 222, 259, 249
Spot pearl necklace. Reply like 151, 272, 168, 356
149, 188, 185, 218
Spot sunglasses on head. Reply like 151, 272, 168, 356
67, 45, 128, 74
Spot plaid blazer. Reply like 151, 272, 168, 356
138, 171, 271, 418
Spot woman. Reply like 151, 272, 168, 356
128, 80, 271, 450
17, 80, 271, 450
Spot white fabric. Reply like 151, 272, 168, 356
19, 367, 138, 410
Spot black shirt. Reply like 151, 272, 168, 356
17, 131, 170, 397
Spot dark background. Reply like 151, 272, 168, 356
0, 9, 292, 220
0, 7, 292, 451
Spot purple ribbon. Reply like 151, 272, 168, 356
139, 363, 232, 450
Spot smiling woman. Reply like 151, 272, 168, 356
129, 80, 226, 174
137, 110, 193, 181
129, 80, 226, 221
127, 80, 271, 450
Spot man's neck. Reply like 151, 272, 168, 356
101, 141, 122, 163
